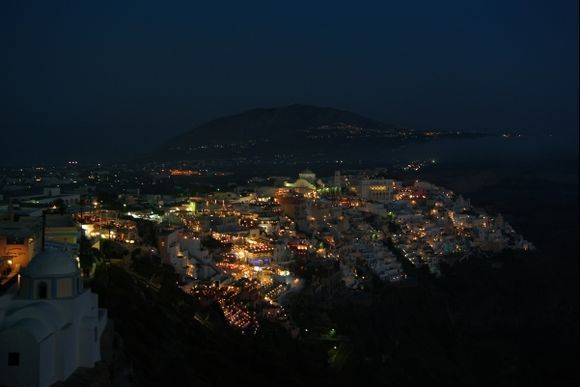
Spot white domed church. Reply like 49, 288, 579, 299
0, 249, 107, 387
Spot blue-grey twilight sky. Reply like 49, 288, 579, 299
0, 0, 577, 163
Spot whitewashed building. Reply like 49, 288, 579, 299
0, 250, 107, 387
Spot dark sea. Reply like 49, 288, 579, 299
384, 133, 578, 276
393, 135, 576, 223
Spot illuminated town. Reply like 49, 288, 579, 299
1, 165, 532, 339
1, 1, 577, 385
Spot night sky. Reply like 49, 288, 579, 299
0, 0, 577, 164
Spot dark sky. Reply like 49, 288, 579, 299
0, 0, 578, 164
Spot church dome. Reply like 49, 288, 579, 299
20, 250, 79, 278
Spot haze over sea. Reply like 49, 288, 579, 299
387, 132, 577, 164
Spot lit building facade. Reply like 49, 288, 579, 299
360, 178, 395, 203
0, 223, 41, 273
